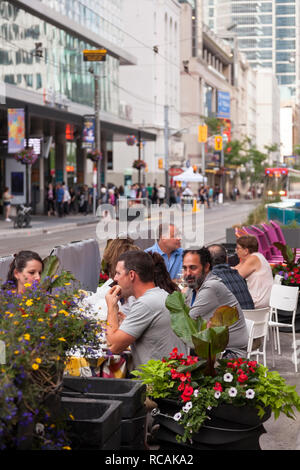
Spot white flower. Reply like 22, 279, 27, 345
223, 372, 233, 383
207, 406, 212, 411
214, 391, 221, 399
228, 387, 237, 397
245, 389, 255, 399
182, 401, 193, 412
173, 412, 182, 421
193, 389, 199, 397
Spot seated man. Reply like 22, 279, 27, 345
207, 244, 255, 310
145, 223, 183, 280
105, 250, 187, 369
183, 247, 248, 358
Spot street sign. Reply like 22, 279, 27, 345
214, 135, 223, 151
198, 124, 208, 143
83, 49, 107, 62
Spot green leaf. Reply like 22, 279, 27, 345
41, 255, 60, 281
166, 292, 203, 347
192, 326, 229, 358
209, 305, 239, 328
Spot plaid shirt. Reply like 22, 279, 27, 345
212, 264, 255, 310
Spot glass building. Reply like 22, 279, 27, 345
203, 0, 297, 99
0, 0, 155, 211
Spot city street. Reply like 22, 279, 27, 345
0, 200, 256, 258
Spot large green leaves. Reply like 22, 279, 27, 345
166, 292, 204, 347
192, 326, 229, 358
209, 305, 239, 328
273, 242, 297, 269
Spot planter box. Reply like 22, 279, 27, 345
153, 399, 271, 451
121, 406, 147, 444
61, 397, 121, 450
62, 377, 146, 419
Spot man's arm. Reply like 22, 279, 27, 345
105, 286, 136, 354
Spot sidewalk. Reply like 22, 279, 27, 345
0, 213, 99, 239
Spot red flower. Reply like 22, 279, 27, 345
237, 373, 248, 384
213, 382, 223, 392
169, 348, 179, 359
181, 384, 194, 402
178, 383, 185, 391
44, 304, 51, 313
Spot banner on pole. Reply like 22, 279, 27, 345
82, 115, 95, 149
8, 108, 25, 153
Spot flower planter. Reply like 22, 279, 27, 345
62, 377, 147, 450
61, 397, 122, 450
152, 399, 271, 450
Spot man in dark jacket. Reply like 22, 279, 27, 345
207, 244, 255, 310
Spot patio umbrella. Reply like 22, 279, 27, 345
173, 167, 207, 183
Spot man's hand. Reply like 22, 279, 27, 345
105, 285, 121, 313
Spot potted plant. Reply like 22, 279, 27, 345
132, 159, 146, 170
13, 147, 38, 165
87, 149, 102, 163
126, 135, 137, 146
0, 256, 101, 450
132, 292, 300, 450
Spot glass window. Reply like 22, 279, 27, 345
276, 63, 295, 73
260, 50, 272, 59
259, 38, 273, 48
261, 3, 272, 12
276, 0, 295, 3
276, 5, 295, 15
276, 39, 295, 50
276, 16, 295, 26
276, 51, 292, 61
276, 28, 295, 38
277, 75, 295, 85
259, 15, 272, 24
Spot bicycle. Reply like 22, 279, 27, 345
14, 204, 32, 229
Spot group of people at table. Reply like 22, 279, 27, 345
5, 223, 274, 371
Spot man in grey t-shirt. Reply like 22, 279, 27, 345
105, 251, 187, 369
183, 247, 248, 358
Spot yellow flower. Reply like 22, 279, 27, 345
56, 355, 60, 360
24, 283, 32, 287
58, 337, 66, 342
14, 350, 20, 355
32, 363, 39, 370
69, 414, 75, 421
40, 336, 46, 339
59, 310, 69, 316
13, 321, 19, 325
62, 446, 71, 451
38, 318, 44, 322
25, 299, 33, 307
23, 334, 30, 341
35, 358, 42, 364
64, 283, 71, 286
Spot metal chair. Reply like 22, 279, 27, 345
243, 308, 270, 367
268, 284, 299, 372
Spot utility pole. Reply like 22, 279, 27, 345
94, 74, 101, 215
220, 125, 224, 202
164, 105, 169, 205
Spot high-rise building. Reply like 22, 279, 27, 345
203, 0, 298, 102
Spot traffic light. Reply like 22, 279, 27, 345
158, 158, 164, 169
198, 125, 208, 143
214, 135, 223, 151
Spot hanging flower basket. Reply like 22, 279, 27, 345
13, 147, 38, 165
132, 159, 146, 170
87, 149, 102, 162
126, 135, 137, 146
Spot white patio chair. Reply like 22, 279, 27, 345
268, 284, 299, 372
273, 274, 283, 285
244, 309, 269, 367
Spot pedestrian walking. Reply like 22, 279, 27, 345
55, 182, 64, 217
2, 186, 13, 222
151, 183, 158, 204
158, 184, 166, 205
46, 183, 55, 216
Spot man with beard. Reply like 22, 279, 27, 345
182, 248, 248, 358
105, 250, 187, 369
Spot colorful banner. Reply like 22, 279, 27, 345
8, 108, 25, 153
82, 115, 95, 149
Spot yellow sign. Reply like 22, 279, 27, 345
83, 49, 107, 62
158, 158, 164, 169
214, 135, 223, 151
198, 125, 208, 143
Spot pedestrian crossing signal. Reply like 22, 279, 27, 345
214, 135, 223, 151
198, 125, 208, 143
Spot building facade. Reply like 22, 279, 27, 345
0, 0, 155, 212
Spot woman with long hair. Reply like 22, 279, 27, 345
148, 251, 179, 294
6, 250, 43, 293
